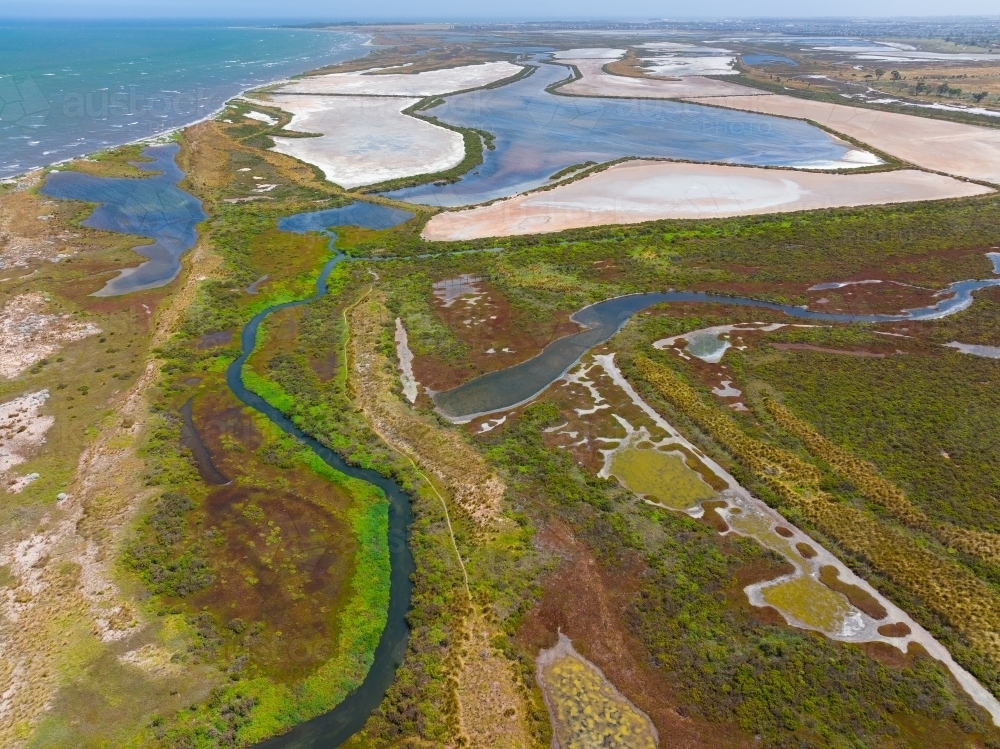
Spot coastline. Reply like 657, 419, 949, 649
1, 30, 372, 182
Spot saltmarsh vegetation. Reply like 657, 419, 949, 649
484, 402, 1000, 747
337, 188, 1000, 744
630, 355, 1000, 695
159, 148, 1000, 745
85, 121, 404, 746
24, 89, 1000, 747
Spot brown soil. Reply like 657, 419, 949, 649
517, 518, 755, 749
774, 525, 794, 538
861, 640, 914, 668
878, 621, 913, 638
796, 542, 818, 559
700, 501, 731, 533
411, 280, 580, 392
819, 565, 889, 620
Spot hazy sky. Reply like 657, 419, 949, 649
3, 0, 999, 20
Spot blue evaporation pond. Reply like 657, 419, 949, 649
742, 54, 798, 66
40, 142, 206, 296
277, 202, 414, 235
385, 61, 859, 207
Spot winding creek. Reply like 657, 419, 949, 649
434, 268, 1000, 420
40, 143, 1000, 741
240, 204, 415, 749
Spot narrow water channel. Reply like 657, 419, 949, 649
434, 273, 1000, 419
227, 203, 415, 748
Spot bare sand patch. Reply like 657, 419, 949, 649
0, 390, 53, 479
684, 93, 1000, 184
558, 57, 759, 99
552, 48, 626, 60
268, 94, 465, 189
278, 61, 521, 97
0, 292, 101, 379
422, 161, 992, 241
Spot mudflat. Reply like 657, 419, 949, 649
557, 57, 758, 99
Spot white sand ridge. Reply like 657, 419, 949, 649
279, 61, 521, 97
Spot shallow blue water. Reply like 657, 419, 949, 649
434, 269, 1000, 419
0, 21, 366, 178
385, 60, 861, 207
40, 142, 206, 296
278, 203, 415, 235
742, 54, 798, 66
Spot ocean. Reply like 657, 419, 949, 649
0, 21, 368, 178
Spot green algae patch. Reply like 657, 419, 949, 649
537, 634, 658, 749
610, 447, 716, 510
726, 505, 799, 561
761, 576, 856, 634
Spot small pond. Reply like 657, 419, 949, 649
40, 143, 206, 296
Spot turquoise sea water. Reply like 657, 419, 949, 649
0, 21, 367, 178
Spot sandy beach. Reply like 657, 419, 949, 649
422, 160, 992, 241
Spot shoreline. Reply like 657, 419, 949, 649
1, 31, 371, 182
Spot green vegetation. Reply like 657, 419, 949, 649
124, 491, 214, 597
486, 402, 1000, 747
14, 42, 1000, 747
630, 354, 1000, 694
548, 161, 597, 180
753, 340, 1000, 532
